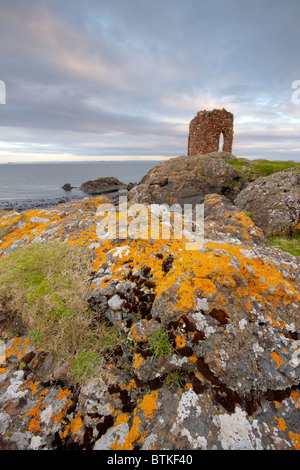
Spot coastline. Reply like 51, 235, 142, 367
0, 190, 127, 212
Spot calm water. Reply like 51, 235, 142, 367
0, 161, 160, 202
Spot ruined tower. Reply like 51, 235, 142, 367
187, 108, 234, 156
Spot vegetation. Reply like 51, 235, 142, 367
164, 369, 185, 390
148, 329, 175, 361
0, 220, 19, 241
268, 232, 300, 257
228, 158, 300, 177
0, 241, 125, 386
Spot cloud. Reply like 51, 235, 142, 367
0, 0, 299, 162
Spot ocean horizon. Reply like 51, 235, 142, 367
0, 160, 162, 204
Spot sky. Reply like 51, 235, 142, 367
0, 0, 299, 163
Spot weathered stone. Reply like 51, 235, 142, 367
234, 169, 300, 236
128, 152, 247, 205
80, 177, 127, 195
62, 183, 73, 191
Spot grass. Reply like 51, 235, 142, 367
0, 241, 125, 386
148, 329, 175, 361
268, 232, 300, 257
228, 158, 300, 177
164, 369, 185, 390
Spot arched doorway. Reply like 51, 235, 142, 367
218, 132, 224, 152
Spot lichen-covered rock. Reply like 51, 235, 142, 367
0, 337, 83, 449
234, 169, 300, 236
0, 194, 299, 450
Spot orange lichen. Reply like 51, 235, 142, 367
0, 197, 109, 256
21, 389, 49, 435
56, 389, 72, 400
52, 410, 65, 424
27, 380, 40, 395
17, 338, 29, 360
70, 416, 83, 434
115, 412, 130, 426
133, 353, 144, 369
111, 414, 142, 450
290, 390, 300, 409
175, 335, 186, 349
52, 397, 73, 424
271, 352, 283, 368
289, 431, 300, 450
120, 379, 137, 392
189, 353, 198, 363
138, 390, 159, 419
275, 416, 287, 432
6, 337, 23, 359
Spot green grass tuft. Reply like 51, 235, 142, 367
148, 329, 175, 361
268, 232, 300, 257
0, 241, 125, 386
164, 369, 185, 390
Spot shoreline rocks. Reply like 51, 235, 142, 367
62, 183, 73, 191
80, 176, 128, 195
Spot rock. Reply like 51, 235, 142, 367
80, 177, 127, 195
204, 193, 268, 246
62, 183, 73, 191
128, 152, 252, 205
126, 182, 136, 191
0, 194, 299, 450
234, 169, 300, 237
108, 294, 125, 311
30, 216, 50, 224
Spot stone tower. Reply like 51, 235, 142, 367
188, 108, 234, 156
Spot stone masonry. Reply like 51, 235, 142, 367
188, 108, 234, 156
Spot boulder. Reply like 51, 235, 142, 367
234, 168, 300, 237
80, 177, 127, 195
87, 194, 300, 449
128, 152, 249, 205
62, 183, 73, 191
0, 195, 299, 450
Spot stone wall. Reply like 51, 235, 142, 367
188, 108, 234, 156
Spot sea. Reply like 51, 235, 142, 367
0, 160, 161, 211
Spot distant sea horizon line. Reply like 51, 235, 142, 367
0, 154, 299, 164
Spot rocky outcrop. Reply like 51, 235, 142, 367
80, 177, 127, 195
129, 154, 300, 238
234, 169, 300, 237
62, 183, 73, 191
0, 195, 299, 450
128, 152, 251, 205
